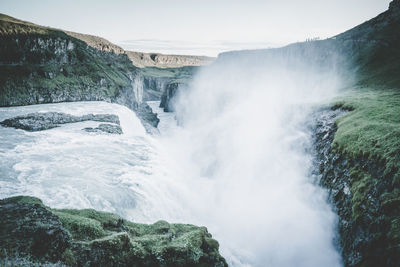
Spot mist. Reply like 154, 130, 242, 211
158, 45, 347, 266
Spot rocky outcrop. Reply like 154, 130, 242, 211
160, 82, 181, 112
0, 196, 227, 267
0, 112, 120, 131
64, 31, 125, 55
126, 51, 214, 68
142, 75, 170, 101
83, 123, 123, 134
312, 108, 400, 267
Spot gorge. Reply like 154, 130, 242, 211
1, 1, 400, 266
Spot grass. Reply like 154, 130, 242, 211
329, 87, 400, 258
332, 88, 400, 185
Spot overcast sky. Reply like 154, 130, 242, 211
1, 0, 392, 56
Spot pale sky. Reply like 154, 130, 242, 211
0, 0, 392, 56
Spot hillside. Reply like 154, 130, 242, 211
0, 13, 163, 130
64, 30, 214, 68
0, 13, 209, 122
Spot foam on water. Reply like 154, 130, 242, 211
0, 101, 187, 223
0, 97, 342, 266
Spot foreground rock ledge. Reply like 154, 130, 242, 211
0, 196, 227, 267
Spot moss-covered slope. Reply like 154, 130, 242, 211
0, 14, 136, 107
0, 196, 227, 266
312, 1, 400, 266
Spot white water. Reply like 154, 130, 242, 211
151, 53, 345, 266
0, 102, 188, 222
0, 57, 344, 266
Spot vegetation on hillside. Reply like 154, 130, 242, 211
0, 13, 140, 108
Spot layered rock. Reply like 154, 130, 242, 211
125, 51, 214, 68
0, 14, 158, 131
0, 196, 227, 267
0, 112, 120, 132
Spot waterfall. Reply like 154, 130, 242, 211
0, 48, 347, 266
130, 73, 144, 103
154, 51, 345, 266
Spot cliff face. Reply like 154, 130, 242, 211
138, 66, 198, 106
160, 82, 180, 112
0, 14, 159, 130
313, 108, 400, 266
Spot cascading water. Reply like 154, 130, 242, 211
0, 102, 188, 223
0, 49, 346, 266
150, 50, 346, 266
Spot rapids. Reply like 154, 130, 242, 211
0, 97, 342, 266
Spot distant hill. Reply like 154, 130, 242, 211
0, 13, 214, 69
217, 0, 400, 89
125, 51, 214, 68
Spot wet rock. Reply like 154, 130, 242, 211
160, 82, 180, 112
312, 108, 400, 266
83, 123, 123, 134
0, 196, 70, 263
0, 112, 120, 131
0, 196, 227, 267
136, 102, 160, 133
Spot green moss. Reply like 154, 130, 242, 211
349, 167, 374, 221
53, 210, 107, 241
330, 87, 400, 262
1, 196, 227, 266
0, 195, 44, 205
332, 88, 400, 180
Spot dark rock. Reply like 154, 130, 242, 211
0, 196, 227, 267
83, 123, 123, 134
136, 102, 160, 133
0, 16, 159, 131
312, 108, 400, 267
0, 196, 71, 263
0, 112, 120, 131
160, 82, 180, 112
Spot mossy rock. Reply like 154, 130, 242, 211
0, 196, 227, 266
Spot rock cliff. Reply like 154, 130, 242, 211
313, 107, 400, 266
0, 13, 159, 131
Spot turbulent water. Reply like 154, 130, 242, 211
0, 102, 189, 223
0, 54, 344, 266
